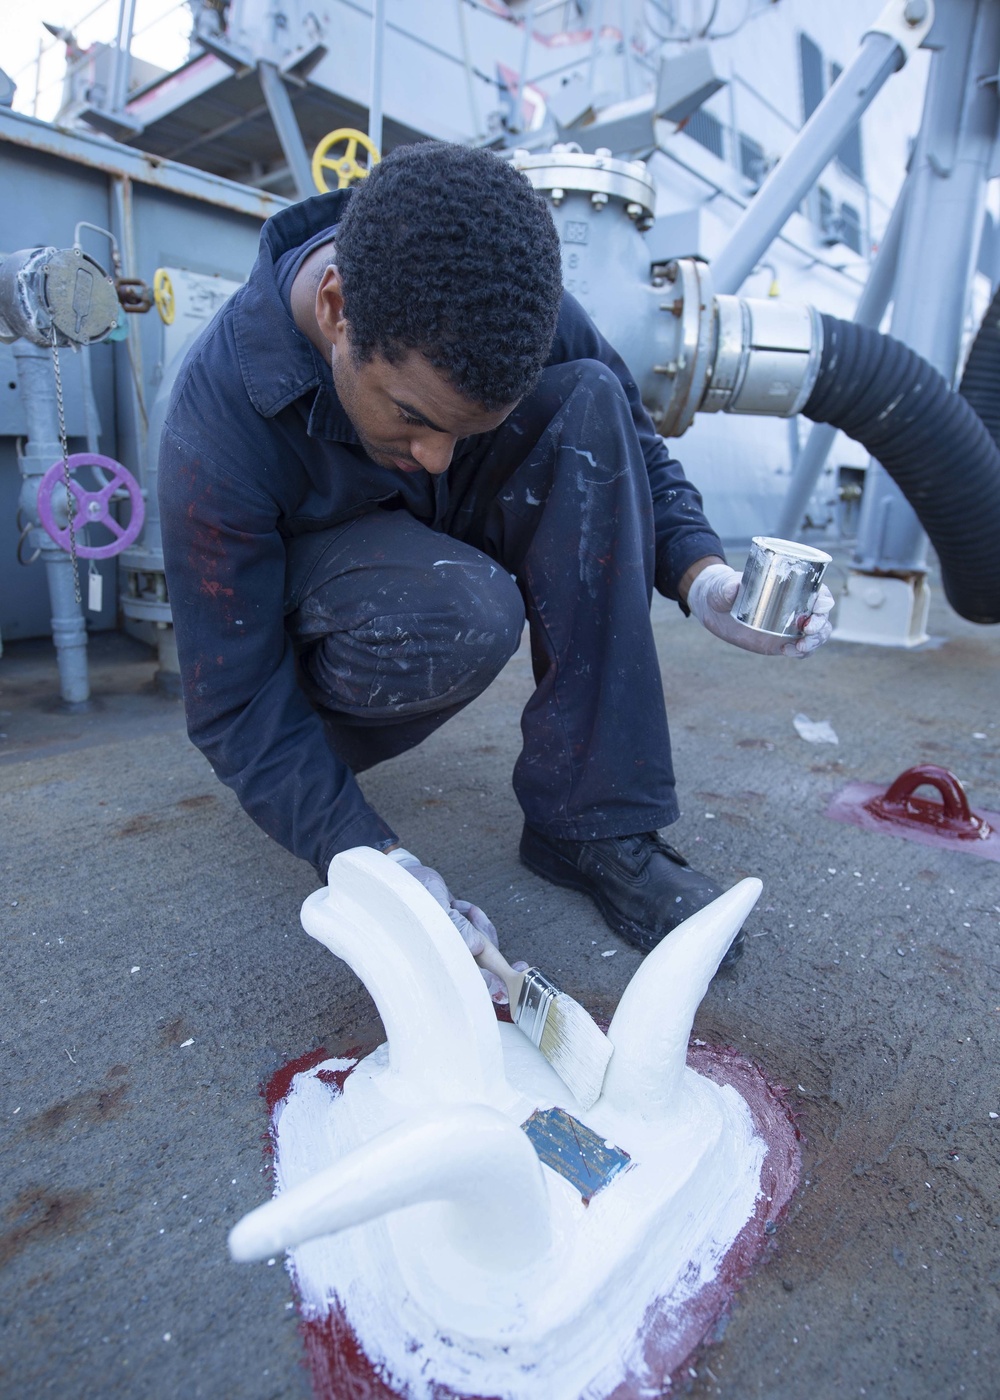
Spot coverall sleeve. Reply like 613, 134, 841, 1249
550, 293, 725, 600
159, 425, 397, 874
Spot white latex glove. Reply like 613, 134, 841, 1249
451, 900, 508, 1005
386, 849, 507, 1002
686, 562, 835, 658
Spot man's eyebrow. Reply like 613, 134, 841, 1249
392, 398, 447, 433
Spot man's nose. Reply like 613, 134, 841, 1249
410, 434, 456, 475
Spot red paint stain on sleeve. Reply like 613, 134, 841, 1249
201, 579, 235, 599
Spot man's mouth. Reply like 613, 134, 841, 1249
391, 457, 423, 473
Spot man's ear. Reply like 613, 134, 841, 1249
316, 265, 349, 349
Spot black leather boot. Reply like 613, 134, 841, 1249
519, 826, 745, 967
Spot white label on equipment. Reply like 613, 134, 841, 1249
88, 565, 103, 613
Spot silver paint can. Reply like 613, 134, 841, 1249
731, 536, 832, 637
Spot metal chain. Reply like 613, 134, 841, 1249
50, 331, 81, 605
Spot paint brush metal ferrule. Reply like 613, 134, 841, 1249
515, 968, 558, 1047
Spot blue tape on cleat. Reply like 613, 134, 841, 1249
520, 1107, 631, 1202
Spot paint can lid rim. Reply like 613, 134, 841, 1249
750, 536, 832, 565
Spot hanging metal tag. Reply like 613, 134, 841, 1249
87, 561, 103, 613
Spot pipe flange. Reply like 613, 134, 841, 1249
654, 259, 716, 437
121, 559, 171, 623
120, 593, 173, 623
512, 147, 656, 223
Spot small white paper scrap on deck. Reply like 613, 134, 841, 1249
793, 713, 839, 745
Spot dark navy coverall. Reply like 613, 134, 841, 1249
159, 192, 725, 877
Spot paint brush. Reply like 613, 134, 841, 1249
475, 943, 613, 1109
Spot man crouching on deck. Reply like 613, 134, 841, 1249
159, 142, 833, 979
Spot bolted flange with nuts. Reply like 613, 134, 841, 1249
510, 146, 656, 226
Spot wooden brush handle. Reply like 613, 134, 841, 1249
474, 941, 526, 1007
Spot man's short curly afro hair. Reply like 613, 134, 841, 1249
333, 142, 563, 410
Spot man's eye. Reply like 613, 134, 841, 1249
398, 410, 423, 427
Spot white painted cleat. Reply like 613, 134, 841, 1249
600, 878, 763, 1119
227, 863, 791, 1399
229, 1103, 550, 1271
300, 848, 507, 1106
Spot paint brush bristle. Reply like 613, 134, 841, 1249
535, 989, 613, 1110
475, 945, 613, 1107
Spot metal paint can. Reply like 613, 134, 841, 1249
731, 536, 831, 637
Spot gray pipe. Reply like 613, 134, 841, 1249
79, 343, 102, 453
111, 0, 138, 113
12, 343, 90, 708
369, 0, 386, 154
258, 62, 314, 200
774, 168, 910, 537
711, 30, 903, 295
852, 0, 1000, 573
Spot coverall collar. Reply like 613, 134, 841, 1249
233, 190, 359, 443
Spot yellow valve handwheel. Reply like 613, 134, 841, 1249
153, 268, 175, 325
312, 127, 381, 193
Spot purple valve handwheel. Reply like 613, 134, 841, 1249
37, 453, 145, 560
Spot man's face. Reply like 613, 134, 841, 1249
331, 339, 517, 476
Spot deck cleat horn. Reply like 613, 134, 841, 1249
229, 848, 800, 1399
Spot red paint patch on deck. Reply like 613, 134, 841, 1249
262, 1047, 329, 1114
301, 1301, 505, 1400
267, 1028, 800, 1399
630, 1042, 802, 1396
826, 782, 1000, 861
316, 1048, 366, 1096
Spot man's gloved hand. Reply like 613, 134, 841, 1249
686, 562, 835, 658
450, 899, 509, 1004
386, 849, 507, 1002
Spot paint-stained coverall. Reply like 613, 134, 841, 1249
159, 192, 725, 876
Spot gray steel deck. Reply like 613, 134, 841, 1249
2, 548, 998, 1399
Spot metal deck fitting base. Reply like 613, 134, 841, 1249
833, 569, 931, 647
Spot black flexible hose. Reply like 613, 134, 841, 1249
958, 282, 1000, 452
802, 314, 1000, 624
